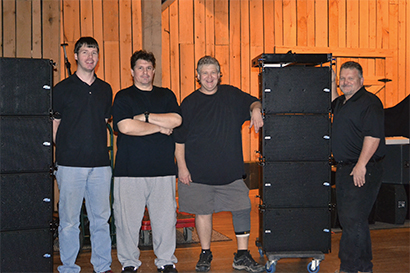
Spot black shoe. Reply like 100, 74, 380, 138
122, 266, 138, 272
195, 250, 213, 272
157, 264, 178, 272
232, 251, 265, 273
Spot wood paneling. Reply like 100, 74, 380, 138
0, 0, 60, 81
3, 0, 16, 57
16, 0, 32, 58
119, 0, 133, 89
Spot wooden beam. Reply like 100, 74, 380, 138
142, 0, 162, 86
273, 46, 394, 58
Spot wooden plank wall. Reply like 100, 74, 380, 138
162, 0, 410, 161
1, 0, 409, 162
0, 0, 60, 83
59, 0, 143, 94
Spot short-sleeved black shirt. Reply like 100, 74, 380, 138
53, 73, 113, 167
112, 85, 181, 177
173, 84, 259, 185
331, 86, 386, 162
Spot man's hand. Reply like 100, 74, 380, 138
178, 166, 192, 185
350, 136, 380, 187
350, 163, 367, 187
159, 127, 173, 135
250, 108, 264, 133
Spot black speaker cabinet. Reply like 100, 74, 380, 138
1, 228, 53, 272
262, 161, 331, 208
375, 184, 408, 224
263, 114, 330, 161
0, 116, 52, 173
259, 207, 331, 253
0, 58, 53, 116
261, 66, 331, 114
1, 173, 53, 231
382, 144, 409, 184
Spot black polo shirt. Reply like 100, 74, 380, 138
53, 73, 112, 167
331, 87, 385, 163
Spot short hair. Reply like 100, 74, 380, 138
340, 61, 363, 78
74, 37, 99, 54
196, 56, 221, 74
131, 50, 156, 69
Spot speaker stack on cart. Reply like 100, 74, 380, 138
0, 58, 54, 272
252, 53, 332, 273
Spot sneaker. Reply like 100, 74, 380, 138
122, 266, 138, 272
195, 250, 213, 272
232, 251, 265, 273
157, 264, 178, 272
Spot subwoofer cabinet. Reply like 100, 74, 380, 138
253, 53, 332, 273
375, 138, 410, 225
0, 58, 54, 272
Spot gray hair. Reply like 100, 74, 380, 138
340, 61, 363, 78
196, 56, 221, 74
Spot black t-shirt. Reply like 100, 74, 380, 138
331, 87, 386, 162
173, 85, 259, 185
113, 85, 181, 177
53, 73, 112, 167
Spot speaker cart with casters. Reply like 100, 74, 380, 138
252, 53, 333, 273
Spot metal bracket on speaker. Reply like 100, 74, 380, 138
256, 151, 266, 166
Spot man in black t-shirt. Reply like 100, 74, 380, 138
112, 50, 181, 273
174, 56, 264, 273
53, 37, 113, 273
331, 61, 385, 273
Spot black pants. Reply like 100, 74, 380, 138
335, 161, 383, 273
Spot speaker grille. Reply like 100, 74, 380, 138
1, 228, 53, 272
262, 114, 330, 161
0, 58, 52, 116
262, 66, 330, 114
0, 116, 52, 173
1, 173, 53, 231
260, 208, 331, 253
262, 161, 330, 208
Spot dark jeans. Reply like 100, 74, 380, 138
335, 161, 383, 273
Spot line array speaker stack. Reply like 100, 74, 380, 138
253, 53, 332, 261
0, 58, 54, 272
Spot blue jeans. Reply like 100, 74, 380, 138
56, 166, 112, 273
336, 161, 383, 273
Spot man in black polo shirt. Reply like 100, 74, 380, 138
331, 61, 385, 273
53, 37, 113, 273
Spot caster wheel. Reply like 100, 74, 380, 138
307, 261, 320, 273
265, 261, 276, 273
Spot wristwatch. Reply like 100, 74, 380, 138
144, 111, 150, 123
